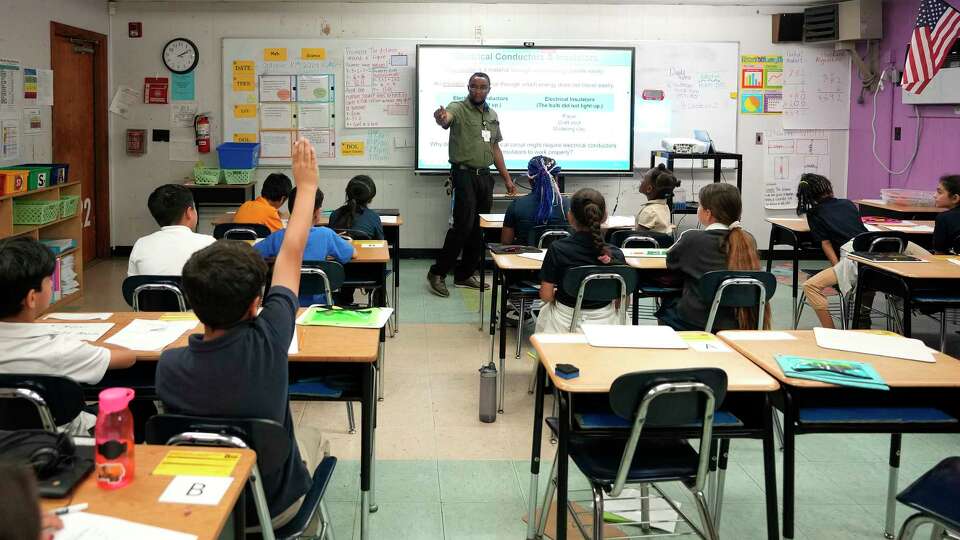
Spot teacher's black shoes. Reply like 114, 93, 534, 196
454, 275, 489, 291
427, 272, 450, 297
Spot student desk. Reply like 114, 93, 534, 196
41, 445, 256, 540
48, 311, 382, 540
528, 333, 781, 540
765, 217, 936, 324
856, 199, 946, 220
718, 329, 960, 539
849, 254, 960, 338
184, 182, 255, 215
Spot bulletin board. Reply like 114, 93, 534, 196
222, 38, 418, 167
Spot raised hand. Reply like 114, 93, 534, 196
291, 138, 318, 189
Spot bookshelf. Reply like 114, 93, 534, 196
0, 181, 84, 311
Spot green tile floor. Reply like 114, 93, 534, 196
73, 257, 960, 539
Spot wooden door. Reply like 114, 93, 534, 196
51, 23, 109, 262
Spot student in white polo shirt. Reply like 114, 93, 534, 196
128, 184, 216, 276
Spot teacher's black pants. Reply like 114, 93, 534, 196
430, 167, 494, 281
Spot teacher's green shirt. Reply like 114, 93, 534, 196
445, 99, 502, 169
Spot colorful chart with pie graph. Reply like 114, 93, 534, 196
741, 93, 763, 113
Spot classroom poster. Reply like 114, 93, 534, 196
763, 128, 829, 209
0, 58, 20, 111
739, 55, 783, 115
171, 71, 195, 101
23, 68, 38, 99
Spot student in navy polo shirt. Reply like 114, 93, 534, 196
933, 175, 960, 254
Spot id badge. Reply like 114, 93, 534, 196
481, 129, 491, 142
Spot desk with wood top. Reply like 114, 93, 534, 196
528, 333, 781, 540
856, 199, 946, 220
765, 216, 936, 324
849, 254, 960, 338
42, 311, 381, 540
718, 330, 960, 539
41, 445, 255, 540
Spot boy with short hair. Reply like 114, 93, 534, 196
254, 186, 355, 306
234, 172, 292, 232
0, 237, 136, 433
157, 139, 324, 532
128, 184, 216, 276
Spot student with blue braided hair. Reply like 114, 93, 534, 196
501, 156, 569, 245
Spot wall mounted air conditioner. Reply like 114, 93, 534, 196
902, 43, 960, 105
804, 0, 882, 43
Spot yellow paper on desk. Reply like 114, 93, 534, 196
153, 449, 242, 477
159, 312, 198, 321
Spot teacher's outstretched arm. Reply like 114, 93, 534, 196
434, 105, 452, 129
492, 142, 516, 195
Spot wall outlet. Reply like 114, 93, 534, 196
755, 132, 764, 145
894, 127, 901, 141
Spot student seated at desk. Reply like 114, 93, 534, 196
0, 463, 63, 540
157, 139, 326, 534
254, 187, 354, 306
0, 237, 136, 435
535, 188, 625, 333
329, 175, 384, 240
501, 156, 568, 245
128, 184, 215, 276
933, 175, 960, 253
657, 183, 769, 331
635, 164, 679, 234
233, 173, 292, 233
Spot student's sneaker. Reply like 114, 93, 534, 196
427, 272, 450, 297
454, 275, 490, 290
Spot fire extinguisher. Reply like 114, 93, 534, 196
194, 113, 210, 153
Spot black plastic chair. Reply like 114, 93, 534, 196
610, 229, 674, 249
896, 457, 960, 539
536, 368, 727, 540
0, 374, 85, 432
529, 224, 571, 248
121, 275, 188, 312
213, 223, 272, 240
560, 265, 638, 331
146, 415, 336, 540
699, 270, 777, 333
332, 227, 372, 241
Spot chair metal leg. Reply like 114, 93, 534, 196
528, 359, 538, 395
592, 484, 605, 540
930, 524, 947, 540
794, 291, 806, 329
940, 311, 948, 352
640, 483, 652, 533
713, 439, 729, 529
320, 499, 336, 540
773, 411, 785, 451
516, 298, 526, 360
692, 489, 720, 540
249, 464, 277, 540
550, 394, 558, 444
346, 402, 356, 434
898, 514, 946, 540
536, 454, 558, 539
885, 434, 902, 539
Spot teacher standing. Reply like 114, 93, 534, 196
427, 72, 516, 297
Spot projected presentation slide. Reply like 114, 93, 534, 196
416, 46, 635, 173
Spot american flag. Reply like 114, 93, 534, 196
903, 0, 960, 94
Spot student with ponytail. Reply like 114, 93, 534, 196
329, 175, 384, 241
501, 156, 569, 245
535, 188, 626, 333
657, 183, 770, 331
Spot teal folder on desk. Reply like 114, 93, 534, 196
775, 355, 889, 390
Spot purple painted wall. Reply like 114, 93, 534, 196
846, 0, 960, 199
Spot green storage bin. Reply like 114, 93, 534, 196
60, 195, 81, 218
223, 169, 255, 185
13, 200, 60, 225
2, 166, 52, 190
193, 166, 222, 185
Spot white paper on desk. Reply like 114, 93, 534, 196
517, 250, 547, 261
621, 248, 668, 258
813, 327, 935, 363
948, 258, 960, 267
55, 512, 197, 540
45, 312, 113, 321
864, 224, 882, 232
604, 488, 681, 533
603, 215, 635, 228
532, 333, 588, 344
158, 475, 234, 506
33, 323, 114, 342
722, 331, 797, 341
886, 225, 934, 233
104, 320, 197, 351
288, 328, 299, 355
583, 324, 687, 349
380, 215, 398, 224
688, 340, 733, 353
479, 213, 505, 222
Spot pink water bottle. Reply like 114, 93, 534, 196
95, 387, 136, 489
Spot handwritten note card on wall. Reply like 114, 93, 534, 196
782, 48, 850, 130
344, 47, 414, 128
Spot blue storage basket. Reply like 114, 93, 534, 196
216, 143, 261, 169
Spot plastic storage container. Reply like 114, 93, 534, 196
95, 388, 136, 490
222, 169, 255, 185
24, 163, 69, 185
217, 142, 261, 169
193, 166, 222, 185
13, 200, 60, 225
0, 169, 28, 195
60, 195, 81, 218
3, 166, 51, 190
881, 189, 935, 207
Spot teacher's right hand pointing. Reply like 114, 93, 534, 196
434, 106, 450, 127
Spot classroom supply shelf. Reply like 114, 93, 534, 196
0, 180, 84, 312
